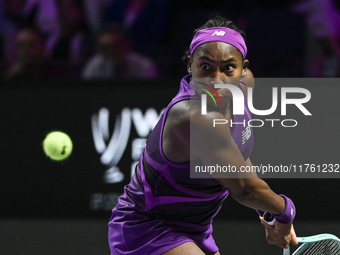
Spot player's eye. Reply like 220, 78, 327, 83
201, 63, 211, 70
224, 65, 235, 72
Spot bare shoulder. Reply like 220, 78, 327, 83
164, 100, 225, 141
189, 106, 234, 153
162, 100, 193, 162
163, 100, 232, 161
166, 100, 191, 130
167, 100, 227, 134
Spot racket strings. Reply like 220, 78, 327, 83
299, 239, 340, 255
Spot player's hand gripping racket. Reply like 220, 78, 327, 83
263, 212, 340, 255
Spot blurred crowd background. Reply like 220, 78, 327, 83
1, 0, 340, 81
1, 3, 340, 253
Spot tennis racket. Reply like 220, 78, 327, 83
263, 212, 340, 255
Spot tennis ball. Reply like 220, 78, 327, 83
43, 131, 73, 161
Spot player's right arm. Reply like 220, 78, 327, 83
188, 107, 298, 248
189, 108, 284, 214
164, 99, 296, 248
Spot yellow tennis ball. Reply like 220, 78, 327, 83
43, 131, 73, 161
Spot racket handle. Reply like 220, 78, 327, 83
263, 212, 275, 226
283, 247, 290, 255
264, 212, 290, 255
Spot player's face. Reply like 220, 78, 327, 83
190, 41, 246, 79
188, 41, 248, 107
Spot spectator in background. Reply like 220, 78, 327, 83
102, 0, 170, 52
82, 0, 113, 34
0, 0, 28, 62
0, 0, 106, 62
292, 0, 340, 77
82, 26, 158, 80
3, 27, 69, 79
22, 0, 60, 40
0, 0, 64, 62
45, 0, 95, 66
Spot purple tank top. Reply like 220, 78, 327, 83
139, 74, 254, 223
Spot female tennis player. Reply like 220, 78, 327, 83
108, 15, 298, 255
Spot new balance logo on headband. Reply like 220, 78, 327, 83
211, 31, 226, 36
